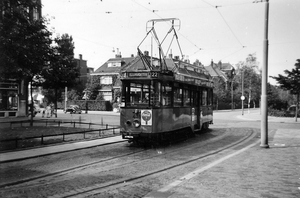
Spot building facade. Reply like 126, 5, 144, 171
91, 53, 136, 101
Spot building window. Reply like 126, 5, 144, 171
100, 91, 112, 101
0, 83, 18, 111
100, 76, 113, 85
107, 61, 121, 67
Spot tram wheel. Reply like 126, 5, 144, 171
201, 122, 209, 131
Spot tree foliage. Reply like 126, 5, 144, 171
271, 59, 300, 96
40, 34, 79, 116
234, 53, 261, 108
85, 76, 101, 100
0, 0, 52, 82
271, 59, 300, 120
41, 34, 79, 89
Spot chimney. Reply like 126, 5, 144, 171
115, 52, 122, 58
79, 54, 82, 60
144, 51, 149, 56
218, 60, 222, 69
131, 54, 134, 57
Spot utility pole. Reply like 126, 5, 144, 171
64, 86, 67, 111
260, 0, 269, 148
241, 70, 244, 115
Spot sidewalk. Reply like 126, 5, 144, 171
145, 112, 300, 198
237, 110, 299, 123
146, 127, 300, 198
0, 136, 125, 163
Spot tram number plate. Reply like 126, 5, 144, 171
151, 72, 158, 78
124, 135, 134, 139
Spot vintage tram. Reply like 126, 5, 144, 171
119, 18, 213, 143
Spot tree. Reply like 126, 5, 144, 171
271, 59, 300, 121
212, 77, 229, 110
41, 34, 80, 117
235, 53, 261, 109
85, 76, 101, 100
0, 0, 53, 124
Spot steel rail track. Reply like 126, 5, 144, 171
0, 142, 144, 188
0, 129, 228, 190
54, 129, 258, 198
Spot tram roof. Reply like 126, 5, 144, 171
121, 55, 213, 83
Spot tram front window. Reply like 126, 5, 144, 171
129, 83, 150, 107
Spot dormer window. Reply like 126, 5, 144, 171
108, 61, 121, 67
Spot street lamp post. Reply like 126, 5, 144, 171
83, 89, 90, 114
241, 69, 244, 115
231, 69, 236, 111
260, 0, 269, 148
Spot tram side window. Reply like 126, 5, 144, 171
202, 89, 207, 106
151, 82, 161, 107
207, 89, 213, 106
191, 90, 197, 107
174, 87, 183, 107
183, 89, 191, 106
162, 83, 172, 107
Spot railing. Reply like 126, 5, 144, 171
0, 120, 120, 151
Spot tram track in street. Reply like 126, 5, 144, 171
0, 128, 259, 198
0, 130, 221, 189
0, 141, 144, 188
63, 129, 258, 198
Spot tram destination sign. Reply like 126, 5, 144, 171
126, 72, 159, 78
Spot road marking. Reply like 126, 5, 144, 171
158, 139, 260, 193
274, 143, 285, 147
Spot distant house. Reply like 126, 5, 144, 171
205, 60, 235, 90
91, 53, 136, 101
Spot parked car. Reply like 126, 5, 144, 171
285, 105, 300, 117
64, 105, 82, 114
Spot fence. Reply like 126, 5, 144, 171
0, 119, 120, 151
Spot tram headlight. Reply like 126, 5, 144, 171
126, 120, 132, 126
132, 119, 141, 128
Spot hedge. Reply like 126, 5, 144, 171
56, 100, 113, 111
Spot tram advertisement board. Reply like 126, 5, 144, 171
141, 110, 152, 125
174, 74, 213, 87
128, 72, 149, 77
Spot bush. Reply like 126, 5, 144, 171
56, 100, 113, 111
268, 108, 286, 117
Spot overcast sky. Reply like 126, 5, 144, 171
42, 0, 300, 85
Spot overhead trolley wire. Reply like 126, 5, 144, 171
215, 7, 245, 48
132, 0, 253, 61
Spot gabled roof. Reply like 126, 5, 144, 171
92, 56, 136, 75
221, 63, 234, 71
204, 65, 219, 77
205, 64, 228, 82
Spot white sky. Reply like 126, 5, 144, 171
42, 0, 300, 85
